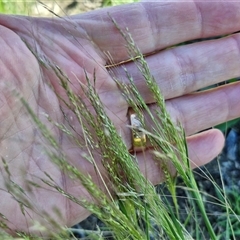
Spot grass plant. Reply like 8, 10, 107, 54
21, 36, 191, 239
1, 1, 240, 240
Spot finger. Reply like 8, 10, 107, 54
72, 1, 240, 62
139, 81, 240, 139
124, 82, 240, 152
124, 81, 240, 150
165, 81, 240, 136
112, 33, 240, 102
138, 129, 224, 185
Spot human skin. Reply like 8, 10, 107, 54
0, 0, 240, 235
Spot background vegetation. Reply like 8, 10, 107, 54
0, 0, 138, 16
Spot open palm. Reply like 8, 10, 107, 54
1, 1, 240, 234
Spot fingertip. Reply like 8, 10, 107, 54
137, 129, 225, 185
188, 128, 225, 169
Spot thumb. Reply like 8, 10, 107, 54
138, 129, 224, 185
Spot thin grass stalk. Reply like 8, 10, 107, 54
218, 164, 238, 240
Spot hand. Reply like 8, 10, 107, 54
0, 1, 240, 235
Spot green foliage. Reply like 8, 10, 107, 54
215, 118, 240, 133
214, 187, 240, 239
0, 0, 34, 14
102, 0, 138, 7
0, 1, 139, 15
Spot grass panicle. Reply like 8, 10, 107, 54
110, 15, 218, 239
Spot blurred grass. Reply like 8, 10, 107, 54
0, 0, 138, 15
102, 0, 138, 6
0, 0, 34, 14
